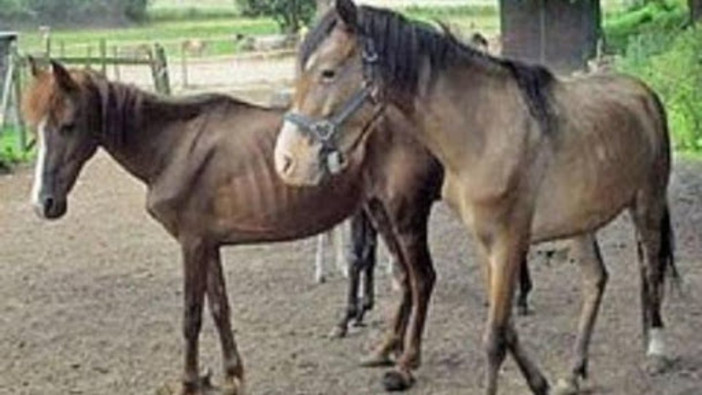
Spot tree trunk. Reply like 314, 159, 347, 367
691, 0, 702, 22
500, 0, 601, 73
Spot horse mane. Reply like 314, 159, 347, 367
23, 68, 263, 147
301, 6, 555, 134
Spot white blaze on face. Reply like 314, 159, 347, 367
30, 117, 48, 212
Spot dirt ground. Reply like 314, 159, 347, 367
1, 150, 702, 395
2, 67, 702, 394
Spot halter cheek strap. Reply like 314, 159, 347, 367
283, 36, 381, 175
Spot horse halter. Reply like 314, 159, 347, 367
283, 37, 381, 175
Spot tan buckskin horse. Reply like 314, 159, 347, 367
273, 1, 680, 394
22, 59, 443, 394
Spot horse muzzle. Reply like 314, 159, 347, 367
274, 121, 327, 186
34, 193, 67, 220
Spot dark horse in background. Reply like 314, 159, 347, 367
274, 1, 679, 393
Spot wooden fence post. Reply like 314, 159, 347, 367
151, 43, 171, 95
181, 42, 189, 89
112, 45, 121, 80
11, 42, 26, 150
99, 38, 107, 76
85, 45, 92, 69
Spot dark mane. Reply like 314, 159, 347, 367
301, 6, 555, 134
85, 73, 263, 146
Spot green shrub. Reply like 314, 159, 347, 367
0, 127, 34, 167
617, 25, 702, 150
236, 0, 315, 33
604, 1, 687, 54
0, 0, 150, 26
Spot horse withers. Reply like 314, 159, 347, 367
273, 1, 679, 393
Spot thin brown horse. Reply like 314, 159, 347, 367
273, 1, 680, 394
22, 59, 442, 394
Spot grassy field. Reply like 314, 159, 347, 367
17, 3, 499, 60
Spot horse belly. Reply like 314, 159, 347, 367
531, 149, 646, 243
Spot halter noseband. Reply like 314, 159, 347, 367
283, 36, 381, 175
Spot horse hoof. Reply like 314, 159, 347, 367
382, 369, 415, 392
359, 353, 394, 368
156, 371, 228, 395
329, 325, 347, 339
221, 377, 245, 395
645, 355, 674, 376
553, 377, 579, 395
517, 304, 530, 316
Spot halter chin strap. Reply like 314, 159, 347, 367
283, 36, 380, 175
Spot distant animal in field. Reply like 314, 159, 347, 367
181, 39, 208, 57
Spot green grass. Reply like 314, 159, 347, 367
0, 127, 34, 164
18, 17, 278, 59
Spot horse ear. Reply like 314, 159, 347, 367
335, 0, 358, 30
50, 60, 78, 93
27, 55, 42, 78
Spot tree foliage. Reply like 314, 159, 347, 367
236, 0, 316, 33
0, 0, 150, 25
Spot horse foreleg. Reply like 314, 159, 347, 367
360, 202, 409, 368
555, 234, 607, 395
478, 222, 548, 395
206, 249, 244, 394
179, 239, 209, 394
383, 225, 435, 392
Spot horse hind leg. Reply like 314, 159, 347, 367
355, 221, 377, 326
516, 256, 533, 316
554, 233, 608, 395
631, 195, 678, 374
331, 211, 375, 338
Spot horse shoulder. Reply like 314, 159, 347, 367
145, 126, 221, 234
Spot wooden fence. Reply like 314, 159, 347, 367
0, 39, 171, 152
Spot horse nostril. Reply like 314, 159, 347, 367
44, 196, 54, 210
281, 155, 294, 174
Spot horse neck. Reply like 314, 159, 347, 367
93, 81, 203, 184
386, 60, 521, 167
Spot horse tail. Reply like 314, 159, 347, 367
649, 89, 682, 292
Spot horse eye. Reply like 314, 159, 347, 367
321, 69, 336, 81
60, 122, 75, 134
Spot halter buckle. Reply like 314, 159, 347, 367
311, 120, 337, 142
